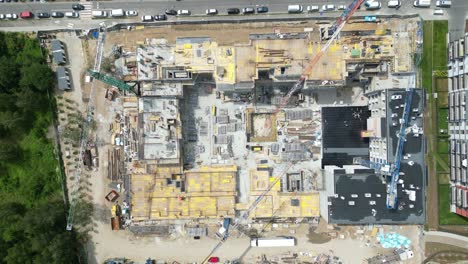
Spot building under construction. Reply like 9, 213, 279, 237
106, 17, 421, 228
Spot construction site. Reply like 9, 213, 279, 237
104, 17, 420, 224
54, 1, 428, 261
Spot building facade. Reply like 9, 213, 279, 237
447, 33, 468, 217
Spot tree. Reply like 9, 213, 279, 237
0, 141, 20, 161
0, 56, 19, 93
20, 63, 54, 92
14, 88, 48, 112
0, 111, 24, 131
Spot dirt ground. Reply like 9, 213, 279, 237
424, 242, 468, 263
105, 21, 321, 49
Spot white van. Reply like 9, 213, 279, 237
436, 0, 451, 7
111, 9, 124, 17
287, 5, 303, 13
413, 0, 431, 7
92, 10, 108, 18
387, 0, 401, 7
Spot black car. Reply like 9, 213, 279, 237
37, 12, 50, 18
72, 4, 85, 11
227, 8, 240, 14
256, 6, 269, 13
165, 9, 177, 16
51, 11, 64, 18
154, 14, 167, 20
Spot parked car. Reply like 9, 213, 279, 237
110, 9, 124, 17
256, 6, 268, 13
141, 15, 153, 22
37, 12, 50, 18
322, 4, 336, 11
307, 5, 319, 12
207, 257, 220, 263
165, 9, 177, 16
206, 9, 218, 15
436, 0, 451, 7
177, 9, 190, 16
20, 11, 33, 19
433, 9, 444, 15
242, 7, 255, 14
51, 11, 65, 18
365, 1, 382, 10
227, 8, 240, 14
72, 4, 85, 11
125, 10, 138, 16
0, 14, 5, 19
64, 11, 79, 18
154, 14, 167, 20
288, 5, 303, 13
338, 5, 347, 10
387, 0, 401, 8
5, 13, 18, 19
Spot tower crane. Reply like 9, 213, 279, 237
386, 88, 414, 209
87, 70, 138, 95
201, 0, 365, 261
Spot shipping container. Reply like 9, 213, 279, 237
250, 237, 295, 247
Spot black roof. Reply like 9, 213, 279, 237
56, 66, 70, 90
53, 52, 66, 65
50, 39, 63, 52
328, 89, 426, 224
321, 106, 370, 168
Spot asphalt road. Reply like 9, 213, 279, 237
0, 0, 460, 30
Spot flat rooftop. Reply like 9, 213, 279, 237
322, 106, 370, 168
328, 89, 425, 224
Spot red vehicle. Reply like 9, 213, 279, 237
20, 11, 33, 19
208, 257, 219, 263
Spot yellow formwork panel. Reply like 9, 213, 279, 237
189, 196, 217, 217
211, 172, 235, 192
151, 197, 169, 218
250, 169, 270, 191
217, 196, 235, 210
299, 194, 320, 217
269, 177, 281, 191
168, 197, 189, 218
251, 195, 273, 218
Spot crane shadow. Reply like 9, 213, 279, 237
237, 245, 252, 263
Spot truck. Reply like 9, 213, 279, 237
250, 237, 296, 247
